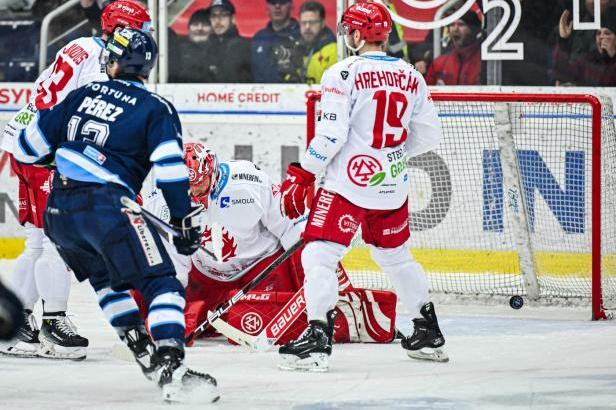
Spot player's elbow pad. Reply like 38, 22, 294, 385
300, 133, 344, 175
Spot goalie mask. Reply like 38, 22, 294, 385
184, 142, 219, 207
338, 1, 392, 52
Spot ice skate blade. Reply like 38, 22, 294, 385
0, 342, 41, 358
38, 338, 86, 361
406, 347, 449, 363
278, 353, 329, 372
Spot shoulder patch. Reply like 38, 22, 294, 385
340, 70, 349, 80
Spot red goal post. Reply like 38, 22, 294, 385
306, 91, 616, 320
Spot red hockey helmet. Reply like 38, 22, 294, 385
184, 142, 219, 206
339, 1, 392, 43
101, 0, 152, 35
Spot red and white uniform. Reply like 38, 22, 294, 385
144, 160, 305, 337
0, 37, 107, 318
1, 37, 108, 226
298, 51, 442, 322
303, 52, 441, 210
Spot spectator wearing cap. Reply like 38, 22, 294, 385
552, 6, 616, 86
251, 0, 302, 83
299, 1, 335, 84
171, 8, 212, 82
425, 9, 484, 85
202, 0, 251, 82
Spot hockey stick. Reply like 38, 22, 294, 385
119, 196, 216, 259
186, 239, 304, 344
211, 264, 354, 351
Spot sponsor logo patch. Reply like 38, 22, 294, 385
337, 214, 359, 234
340, 70, 349, 80
231, 173, 262, 183
241, 312, 263, 334
124, 211, 163, 266
347, 155, 383, 187
383, 219, 408, 236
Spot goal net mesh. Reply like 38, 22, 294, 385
308, 94, 616, 312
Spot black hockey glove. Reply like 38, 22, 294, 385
169, 205, 204, 256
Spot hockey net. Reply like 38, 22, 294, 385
306, 92, 616, 320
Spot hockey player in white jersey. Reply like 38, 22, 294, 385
277, 1, 447, 371
0, 0, 152, 360
143, 143, 306, 340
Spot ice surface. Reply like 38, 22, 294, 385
1, 259, 615, 409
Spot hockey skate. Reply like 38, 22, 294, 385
402, 302, 449, 363
154, 346, 219, 403
38, 313, 88, 361
119, 326, 158, 380
278, 310, 336, 372
0, 310, 40, 358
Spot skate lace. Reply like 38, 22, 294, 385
56, 315, 79, 337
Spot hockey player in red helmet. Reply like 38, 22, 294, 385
0, 0, 152, 360
100, 0, 153, 35
277, 0, 447, 371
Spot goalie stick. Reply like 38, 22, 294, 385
210, 264, 355, 351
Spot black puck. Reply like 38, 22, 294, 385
509, 295, 524, 309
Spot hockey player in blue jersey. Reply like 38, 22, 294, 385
12, 28, 219, 403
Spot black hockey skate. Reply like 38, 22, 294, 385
0, 310, 40, 358
278, 309, 337, 372
119, 327, 157, 380
402, 302, 449, 362
154, 345, 219, 403
39, 313, 88, 361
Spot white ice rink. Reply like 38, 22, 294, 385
1, 259, 615, 410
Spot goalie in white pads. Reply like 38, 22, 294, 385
143, 143, 306, 341
278, 1, 448, 371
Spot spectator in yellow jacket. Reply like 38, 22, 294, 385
299, 1, 336, 84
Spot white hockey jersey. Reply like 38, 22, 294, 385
1, 36, 107, 153
144, 160, 306, 282
302, 51, 442, 210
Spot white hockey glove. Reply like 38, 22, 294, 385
3, 103, 37, 145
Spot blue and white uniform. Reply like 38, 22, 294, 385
14, 78, 192, 343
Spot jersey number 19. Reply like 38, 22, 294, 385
371, 90, 408, 149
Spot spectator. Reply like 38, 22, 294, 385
202, 0, 251, 83
170, 8, 212, 82
425, 9, 483, 85
502, 0, 563, 86
555, 0, 615, 61
551, 7, 616, 86
299, 1, 335, 85
251, 0, 302, 83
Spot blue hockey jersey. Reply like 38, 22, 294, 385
13, 79, 191, 219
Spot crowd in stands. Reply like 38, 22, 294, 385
0, 0, 615, 86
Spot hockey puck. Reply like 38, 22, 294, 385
509, 295, 524, 309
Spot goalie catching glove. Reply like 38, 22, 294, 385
170, 205, 204, 255
280, 163, 315, 219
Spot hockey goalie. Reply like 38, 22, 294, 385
142, 142, 398, 346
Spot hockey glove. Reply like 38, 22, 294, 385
280, 162, 315, 219
169, 205, 204, 256
3, 103, 37, 143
